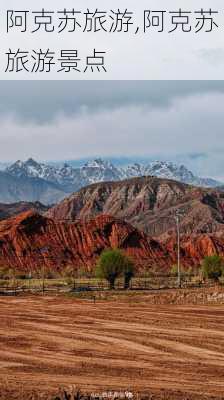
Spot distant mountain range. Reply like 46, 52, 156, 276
0, 157, 222, 204
0, 171, 66, 205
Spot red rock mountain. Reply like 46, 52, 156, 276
2, 177, 224, 274
1, 210, 224, 273
46, 176, 224, 239
166, 233, 224, 267
0, 211, 172, 272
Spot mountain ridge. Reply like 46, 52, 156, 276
46, 175, 224, 239
6, 157, 222, 190
2, 157, 222, 205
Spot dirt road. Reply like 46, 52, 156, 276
0, 294, 224, 399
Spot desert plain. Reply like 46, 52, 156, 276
0, 292, 224, 399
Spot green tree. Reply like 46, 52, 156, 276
96, 249, 134, 290
201, 255, 224, 281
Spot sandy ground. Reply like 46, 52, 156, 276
0, 294, 224, 399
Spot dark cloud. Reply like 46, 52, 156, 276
1, 81, 224, 122
0, 81, 224, 180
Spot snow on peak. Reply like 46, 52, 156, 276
14, 160, 23, 168
84, 158, 113, 169
5, 157, 222, 192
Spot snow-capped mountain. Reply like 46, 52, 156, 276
122, 161, 220, 187
7, 158, 58, 181
141, 161, 219, 187
5, 158, 222, 198
80, 159, 122, 184
6, 158, 123, 192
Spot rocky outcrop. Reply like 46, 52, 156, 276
0, 211, 171, 272
46, 176, 224, 238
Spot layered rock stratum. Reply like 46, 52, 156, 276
46, 176, 224, 238
1, 209, 224, 272
1, 176, 224, 273
0, 211, 171, 272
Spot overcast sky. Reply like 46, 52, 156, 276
0, 81, 224, 180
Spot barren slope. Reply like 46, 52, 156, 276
46, 177, 224, 238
